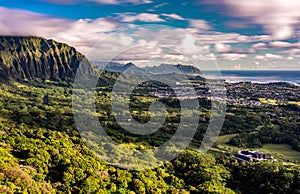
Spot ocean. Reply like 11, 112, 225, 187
202, 70, 300, 85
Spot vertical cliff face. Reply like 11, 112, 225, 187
0, 36, 93, 82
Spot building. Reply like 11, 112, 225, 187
233, 150, 273, 162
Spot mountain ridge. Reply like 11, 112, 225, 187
0, 36, 201, 84
94, 61, 202, 75
0, 36, 94, 83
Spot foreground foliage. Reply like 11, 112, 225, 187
0, 82, 299, 193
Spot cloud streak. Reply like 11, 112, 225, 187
255, 53, 284, 60
188, 19, 212, 30
119, 13, 165, 22
41, 0, 153, 5
0, 6, 118, 53
214, 0, 300, 40
1, 5, 298, 68
161, 13, 185, 20
252, 41, 299, 50
219, 53, 247, 61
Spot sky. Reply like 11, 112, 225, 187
1, 0, 300, 70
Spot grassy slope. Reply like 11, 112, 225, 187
213, 134, 239, 152
259, 144, 300, 163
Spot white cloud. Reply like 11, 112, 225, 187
281, 48, 300, 55
234, 64, 242, 69
0, 6, 118, 53
193, 32, 271, 45
41, 0, 153, 5
252, 42, 268, 50
179, 34, 200, 54
85, 26, 216, 65
161, 13, 185, 20
217, 0, 300, 39
269, 41, 295, 48
214, 42, 255, 54
153, 3, 169, 8
219, 53, 247, 61
120, 13, 165, 22
254, 55, 265, 60
2, 6, 295, 66
255, 53, 284, 60
0, 6, 273, 55
214, 43, 232, 53
252, 41, 299, 51
189, 19, 212, 30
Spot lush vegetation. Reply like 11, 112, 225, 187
219, 103, 300, 155
0, 81, 299, 193
0, 36, 96, 83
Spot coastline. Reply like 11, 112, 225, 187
200, 70, 300, 86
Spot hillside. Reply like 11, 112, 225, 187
0, 36, 93, 82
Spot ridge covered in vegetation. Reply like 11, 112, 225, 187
0, 36, 94, 83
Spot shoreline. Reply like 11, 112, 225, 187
224, 80, 300, 86
198, 70, 300, 87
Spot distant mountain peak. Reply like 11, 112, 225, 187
94, 61, 201, 75
125, 62, 135, 66
144, 63, 201, 75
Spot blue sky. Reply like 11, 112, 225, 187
1, 0, 300, 69
0, 0, 264, 35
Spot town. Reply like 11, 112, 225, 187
146, 80, 300, 107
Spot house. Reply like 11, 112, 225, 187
233, 150, 273, 162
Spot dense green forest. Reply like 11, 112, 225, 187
0, 81, 299, 193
